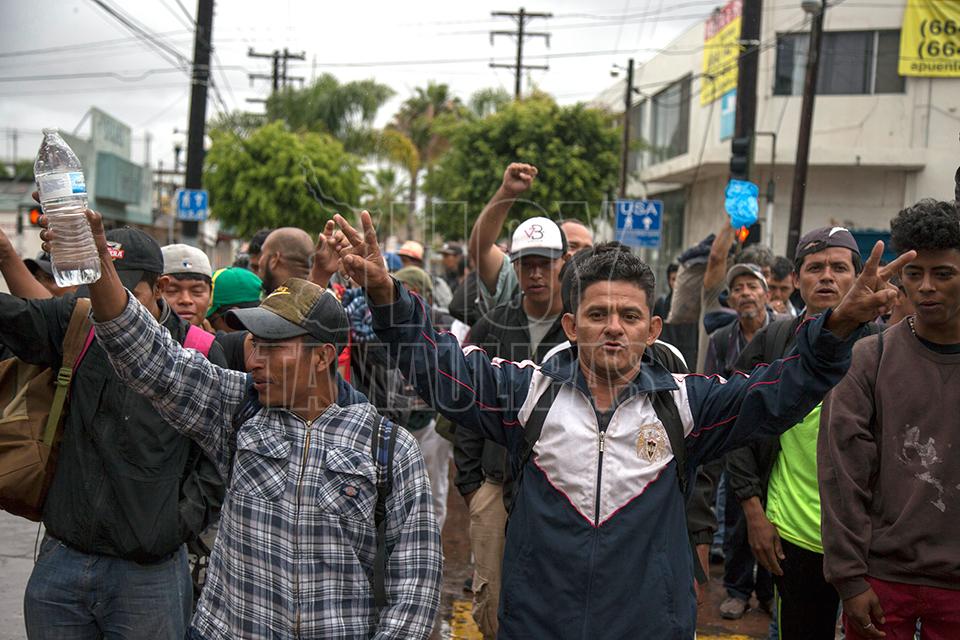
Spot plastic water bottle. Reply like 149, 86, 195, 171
34, 129, 101, 287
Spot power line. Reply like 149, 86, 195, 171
86, 0, 190, 71
0, 66, 246, 83
0, 30, 192, 59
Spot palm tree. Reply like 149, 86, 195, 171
388, 83, 465, 239
266, 74, 394, 154
361, 167, 409, 239
468, 88, 511, 118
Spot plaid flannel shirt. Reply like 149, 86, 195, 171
94, 294, 441, 639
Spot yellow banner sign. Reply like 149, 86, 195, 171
899, 0, 960, 77
701, 0, 742, 105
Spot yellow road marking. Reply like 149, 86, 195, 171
449, 598, 484, 639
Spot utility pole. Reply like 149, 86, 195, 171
489, 7, 552, 99
247, 49, 279, 104
786, 0, 827, 261
730, 0, 763, 181
247, 47, 305, 103
618, 58, 635, 199
280, 48, 306, 88
183, 0, 214, 245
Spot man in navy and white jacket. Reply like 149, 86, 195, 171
335, 212, 912, 639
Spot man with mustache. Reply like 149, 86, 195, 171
703, 262, 780, 621
726, 226, 872, 638
335, 210, 909, 639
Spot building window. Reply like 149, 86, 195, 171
651, 76, 691, 162
627, 100, 646, 174
774, 30, 906, 96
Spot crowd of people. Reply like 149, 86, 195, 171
0, 161, 955, 639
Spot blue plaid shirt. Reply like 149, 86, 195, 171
94, 294, 441, 639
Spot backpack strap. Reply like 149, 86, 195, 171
184, 325, 215, 356
370, 415, 398, 611
44, 299, 93, 447
650, 388, 708, 584
517, 378, 564, 471
764, 319, 796, 365
651, 390, 687, 495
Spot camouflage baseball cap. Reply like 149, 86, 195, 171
225, 277, 348, 351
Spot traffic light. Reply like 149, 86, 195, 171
730, 135, 752, 180
28, 206, 42, 227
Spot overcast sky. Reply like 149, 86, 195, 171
1, 0, 708, 172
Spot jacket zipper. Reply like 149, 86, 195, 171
582, 409, 607, 638
594, 431, 605, 526
292, 419, 313, 639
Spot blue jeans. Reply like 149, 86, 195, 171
23, 534, 191, 640
723, 496, 774, 603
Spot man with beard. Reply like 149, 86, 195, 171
703, 263, 777, 380
257, 227, 313, 294
726, 226, 875, 638
702, 263, 780, 621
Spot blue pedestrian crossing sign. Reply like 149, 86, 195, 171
615, 200, 663, 249
175, 189, 209, 222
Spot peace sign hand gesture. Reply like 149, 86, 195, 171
333, 211, 396, 305
827, 241, 917, 338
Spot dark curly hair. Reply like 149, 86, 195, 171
561, 241, 656, 313
890, 199, 960, 255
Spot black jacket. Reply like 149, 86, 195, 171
0, 293, 226, 562
454, 298, 567, 497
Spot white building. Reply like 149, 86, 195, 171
594, 0, 960, 277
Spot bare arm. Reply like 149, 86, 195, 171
468, 163, 537, 293
309, 220, 339, 288
703, 219, 736, 292
40, 209, 126, 321
0, 230, 53, 299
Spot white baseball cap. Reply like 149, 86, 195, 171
510, 217, 567, 261
162, 244, 213, 278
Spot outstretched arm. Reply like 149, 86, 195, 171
468, 163, 537, 294
40, 209, 248, 473
335, 212, 536, 448
684, 241, 915, 467
703, 219, 736, 292
0, 228, 52, 299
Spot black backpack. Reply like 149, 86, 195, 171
230, 377, 398, 610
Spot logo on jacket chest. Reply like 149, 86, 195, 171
637, 424, 668, 463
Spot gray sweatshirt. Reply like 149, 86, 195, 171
819, 319, 960, 600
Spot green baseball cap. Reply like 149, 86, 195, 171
207, 267, 264, 318
225, 277, 349, 351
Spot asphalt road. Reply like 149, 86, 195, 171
0, 512, 39, 640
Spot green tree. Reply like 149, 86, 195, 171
361, 167, 409, 239
204, 121, 362, 237
387, 82, 466, 237
208, 110, 267, 138
424, 93, 620, 239
266, 74, 394, 153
